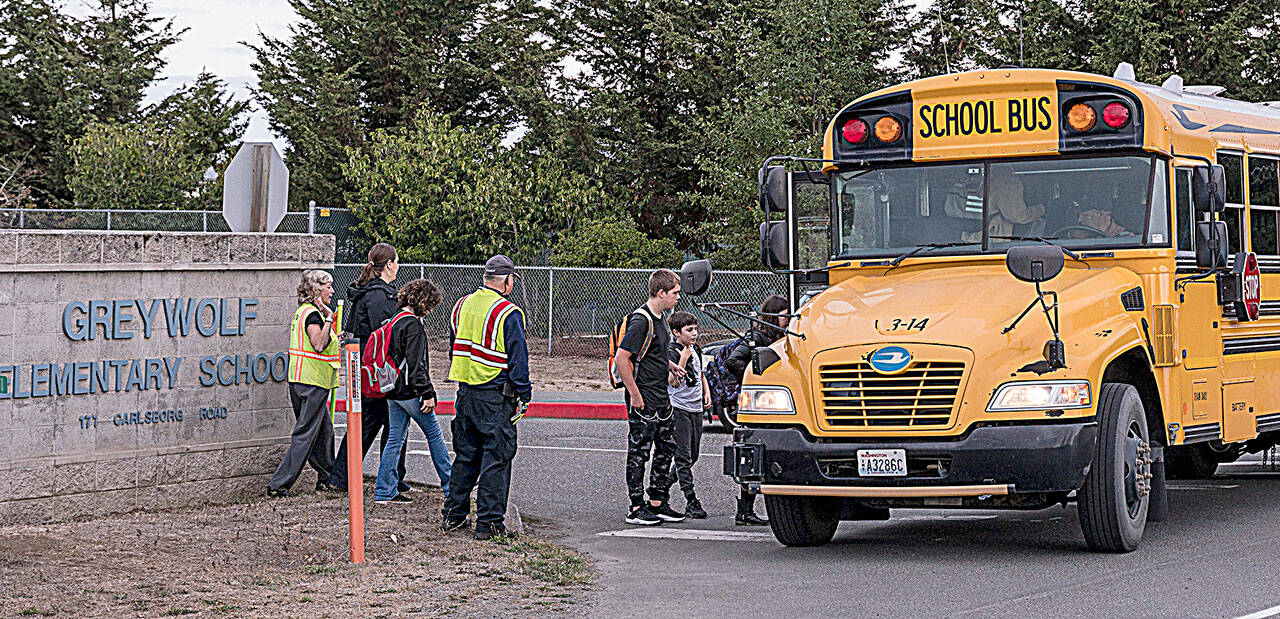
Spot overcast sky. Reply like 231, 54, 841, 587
67, 0, 300, 149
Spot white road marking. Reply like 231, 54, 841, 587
597, 528, 775, 542
1167, 483, 1240, 490
1236, 603, 1280, 619
510, 444, 725, 458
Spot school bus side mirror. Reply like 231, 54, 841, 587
1195, 220, 1229, 270
1193, 165, 1227, 213
760, 166, 788, 213
679, 259, 713, 296
1005, 245, 1064, 283
760, 220, 790, 271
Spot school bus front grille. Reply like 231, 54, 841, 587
818, 362, 965, 427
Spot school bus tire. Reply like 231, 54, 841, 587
1078, 383, 1150, 553
764, 494, 841, 547
717, 402, 740, 432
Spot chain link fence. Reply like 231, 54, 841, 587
331, 263, 786, 358
0, 207, 312, 234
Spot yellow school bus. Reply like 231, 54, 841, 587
725, 64, 1280, 552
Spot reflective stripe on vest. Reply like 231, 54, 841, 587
449, 287, 524, 385
288, 304, 340, 388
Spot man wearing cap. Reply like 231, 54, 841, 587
442, 255, 531, 540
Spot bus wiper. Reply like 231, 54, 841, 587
989, 236, 1088, 265
776, 261, 853, 276
884, 242, 981, 266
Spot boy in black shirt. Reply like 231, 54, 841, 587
613, 269, 685, 526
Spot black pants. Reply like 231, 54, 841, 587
672, 407, 703, 499
328, 397, 408, 489
269, 382, 336, 492
442, 386, 518, 528
625, 403, 676, 506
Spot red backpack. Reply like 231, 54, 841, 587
361, 311, 416, 399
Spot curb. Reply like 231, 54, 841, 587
434, 400, 627, 421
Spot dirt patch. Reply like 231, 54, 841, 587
0, 486, 591, 617
429, 350, 609, 394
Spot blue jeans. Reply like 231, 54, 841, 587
374, 398, 452, 500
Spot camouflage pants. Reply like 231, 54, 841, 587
625, 405, 676, 506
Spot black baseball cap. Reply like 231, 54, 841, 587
484, 254, 519, 278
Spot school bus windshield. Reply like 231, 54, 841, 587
833, 155, 1169, 257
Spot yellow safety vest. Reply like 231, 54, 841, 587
288, 304, 340, 389
448, 287, 524, 386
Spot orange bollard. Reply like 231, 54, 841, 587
342, 340, 365, 564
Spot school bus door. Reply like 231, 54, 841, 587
787, 171, 831, 310
1174, 167, 1223, 371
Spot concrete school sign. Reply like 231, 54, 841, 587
0, 230, 334, 524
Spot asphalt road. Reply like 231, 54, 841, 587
367, 416, 1280, 618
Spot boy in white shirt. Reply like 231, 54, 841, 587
667, 311, 711, 518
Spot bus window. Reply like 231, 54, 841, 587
1249, 155, 1279, 255
1221, 152, 1244, 254
835, 163, 983, 253
1175, 168, 1196, 252
1146, 163, 1169, 245
990, 156, 1154, 248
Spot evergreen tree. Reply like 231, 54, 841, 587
77, 0, 184, 123
146, 70, 250, 203
248, 0, 565, 209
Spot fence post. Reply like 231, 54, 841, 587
547, 268, 555, 356
106, 210, 112, 231
18, 207, 23, 229
308, 202, 316, 234
202, 212, 208, 232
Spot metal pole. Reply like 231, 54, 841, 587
18, 207, 23, 229
308, 201, 316, 234
547, 268, 555, 356
202, 212, 208, 232
106, 210, 111, 231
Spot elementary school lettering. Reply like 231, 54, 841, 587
917, 97, 1053, 139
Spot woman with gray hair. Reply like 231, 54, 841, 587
268, 269, 342, 497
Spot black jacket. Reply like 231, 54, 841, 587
724, 324, 784, 386
344, 279, 398, 343
386, 313, 435, 401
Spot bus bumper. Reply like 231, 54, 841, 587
724, 421, 1098, 495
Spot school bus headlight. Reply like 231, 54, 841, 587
874, 116, 902, 143
987, 381, 1091, 412
740, 387, 795, 414
1067, 103, 1096, 132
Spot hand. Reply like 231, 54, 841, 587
1079, 209, 1121, 236
680, 346, 693, 362
629, 390, 645, 410
422, 397, 436, 412
315, 300, 334, 319
703, 395, 711, 409
669, 361, 687, 380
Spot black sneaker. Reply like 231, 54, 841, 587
315, 481, 345, 493
475, 524, 508, 541
652, 503, 686, 523
625, 505, 662, 526
685, 497, 708, 519
735, 511, 769, 526
266, 487, 290, 498
375, 494, 412, 505
442, 517, 471, 533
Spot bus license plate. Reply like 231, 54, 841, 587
857, 449, 907, 477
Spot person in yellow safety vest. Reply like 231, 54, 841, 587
268, 269, 343, 497
441, 255, 531, 541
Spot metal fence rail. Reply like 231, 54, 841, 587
331, 263, 786, 357
0, 207, 312, 234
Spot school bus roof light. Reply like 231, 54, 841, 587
874, 116, 903, 143
842, 118, 869, 144
1102, 101, 1131, 129
1067, 103, 1097, 132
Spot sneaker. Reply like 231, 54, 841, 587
266, 487, 290, 498
735, 511, 769, 526
442, 517, 471, 533
685, 497, 708, 519
315, 481, 345, 493
374, 494, 413, 505
474, 524, 508, 541
625, 505, 662, 526
651, 503, 686, 523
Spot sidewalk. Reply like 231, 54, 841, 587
435, 389, 626, 420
